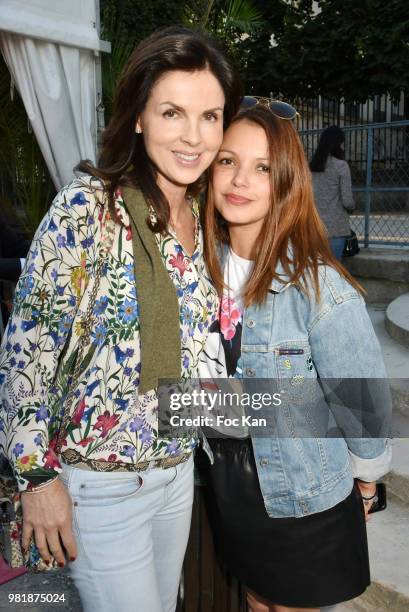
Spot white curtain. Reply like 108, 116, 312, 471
0, 33, 97, 190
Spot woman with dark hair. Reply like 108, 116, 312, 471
310, 125, 355, 260
200, 105, 391, 611
0, 26, 242, 611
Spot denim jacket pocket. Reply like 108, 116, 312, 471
274, 341, 330, 440
275, 340, 316, 384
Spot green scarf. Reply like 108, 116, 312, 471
121, 186, 181, 394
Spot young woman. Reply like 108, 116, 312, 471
200, 104, 391, 612
310, 125, 355, 261
0, 27, 242, 612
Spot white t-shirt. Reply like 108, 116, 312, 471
199, 248, 253, 437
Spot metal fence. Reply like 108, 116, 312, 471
300, 121, 409, 247
291, 92, 407, 132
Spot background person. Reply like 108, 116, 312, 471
310, 125, 355, 260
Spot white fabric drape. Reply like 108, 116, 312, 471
0, 33, 97, 189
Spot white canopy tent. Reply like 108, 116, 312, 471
0, 0, 111, 189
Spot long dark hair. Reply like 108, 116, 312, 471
204, 108, 362, 306
309, 125, 345, 173
77, 26, 243, 233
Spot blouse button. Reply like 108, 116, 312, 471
245, 367, 256, 377
246, 319, 256, 329
259, 458, 269, 467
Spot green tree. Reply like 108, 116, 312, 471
244, 0, 409, 101
182, 0, 264, 69
100, 0, 187, 118
100, 0, 264, 120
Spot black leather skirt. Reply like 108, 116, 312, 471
197, 437, 370, 608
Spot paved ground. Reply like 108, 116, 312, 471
0, 567, 82, 612
0, 570, 351, 612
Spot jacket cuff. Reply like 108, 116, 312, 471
9, 447, 63, 493
348, 440, 392, 482
20, 469, 62, 492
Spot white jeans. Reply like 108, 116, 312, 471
59, 455, 194, 612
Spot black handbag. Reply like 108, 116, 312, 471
343, 230, 360, 257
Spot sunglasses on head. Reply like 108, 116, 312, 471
240, 96, 299, 120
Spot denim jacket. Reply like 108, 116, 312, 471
202, 246, 392, 518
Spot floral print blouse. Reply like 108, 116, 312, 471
0, 177, 218, 491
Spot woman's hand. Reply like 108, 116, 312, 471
355, 479, 377, 521
20, 478, 77, 566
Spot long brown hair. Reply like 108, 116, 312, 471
76, 26, 243, 233
204, 106, 363, 306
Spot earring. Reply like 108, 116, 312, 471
135, 125, 142, 134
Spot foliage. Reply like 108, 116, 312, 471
100, 0, 187, 119
99, 0, 409, 102
101, 0, 186, 42
183, 0, 263, 34
183, 0, 264, 69
100, 0, 264, 114
244, 0, 409, 101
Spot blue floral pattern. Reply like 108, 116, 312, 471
0, 177, 218, 491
